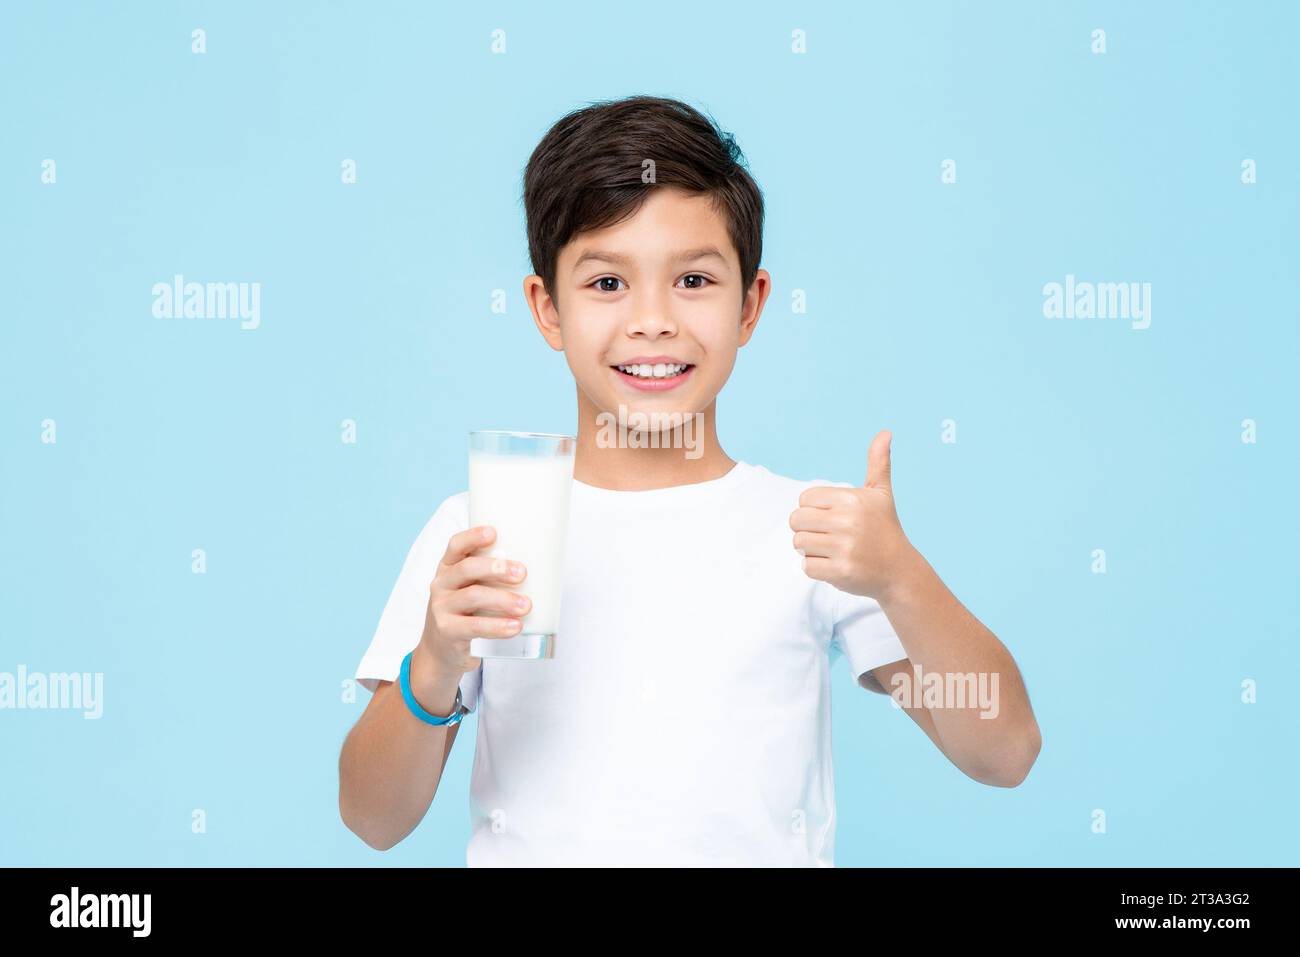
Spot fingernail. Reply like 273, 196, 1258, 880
515, 595, 530, 610
509, 562, 523, 578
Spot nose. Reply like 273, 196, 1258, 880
624, 289, 677, 340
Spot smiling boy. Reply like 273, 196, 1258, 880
339, 94, 1042, 866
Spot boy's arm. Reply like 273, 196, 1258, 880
338, 643, 465, 850
859, 662, 946, 756
874, 547, 1040, 787
860, 631, 1037, 789
793, 431, 1042, 788
368, 678, 463, 779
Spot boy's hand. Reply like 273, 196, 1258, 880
789, 430, 919, 603
418, 526, 530, 681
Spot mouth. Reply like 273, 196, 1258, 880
610, 361, 695, 392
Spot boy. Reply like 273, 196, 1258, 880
339, 95, 1041, 866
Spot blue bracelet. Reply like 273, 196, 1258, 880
399, 651, 464, 726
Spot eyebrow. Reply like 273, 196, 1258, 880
571, 245, 729, 272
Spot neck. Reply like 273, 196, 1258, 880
571, 387, 734, 491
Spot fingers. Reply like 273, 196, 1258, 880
447, 582, 531, 618
440, 525, 496, 568
430, 581, 530, 641
442, 553, 528, 591
792, 529, 837, 559
801, 554, 838, 582
788, 505, 843, 534
790, 495, 852, 558
865, 430, 892, 489
442, 609, 524, 641
797, 485, 857, 509
430, 527, 534, 641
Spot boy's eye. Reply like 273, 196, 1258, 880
590, 275, 712, 292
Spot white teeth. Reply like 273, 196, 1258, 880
616, 363, 688, 378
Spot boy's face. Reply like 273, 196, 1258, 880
525, 186, 770, 431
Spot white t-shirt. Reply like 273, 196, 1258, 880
354, 460, 909, 866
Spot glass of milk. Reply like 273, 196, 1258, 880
468, 430, 576, 659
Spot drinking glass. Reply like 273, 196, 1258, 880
467, 430, 576, 659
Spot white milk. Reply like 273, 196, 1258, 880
468, 450, 574, 649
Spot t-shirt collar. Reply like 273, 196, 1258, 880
572, 460, 755, 507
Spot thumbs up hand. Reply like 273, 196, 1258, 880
789, 430, 918, 602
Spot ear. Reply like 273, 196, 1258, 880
737, 268, 771, 347
524, 274, 564, 351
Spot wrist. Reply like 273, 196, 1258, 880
408, 642, 462, 718
878, 541, 932, 612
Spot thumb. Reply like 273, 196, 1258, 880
865, 430, 892, 489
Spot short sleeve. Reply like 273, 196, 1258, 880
353, 492, 482, 715
826, 584, 908, 688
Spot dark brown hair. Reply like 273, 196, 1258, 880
523, 95, 764, 304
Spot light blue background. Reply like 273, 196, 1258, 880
2, 1, 1296, 866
